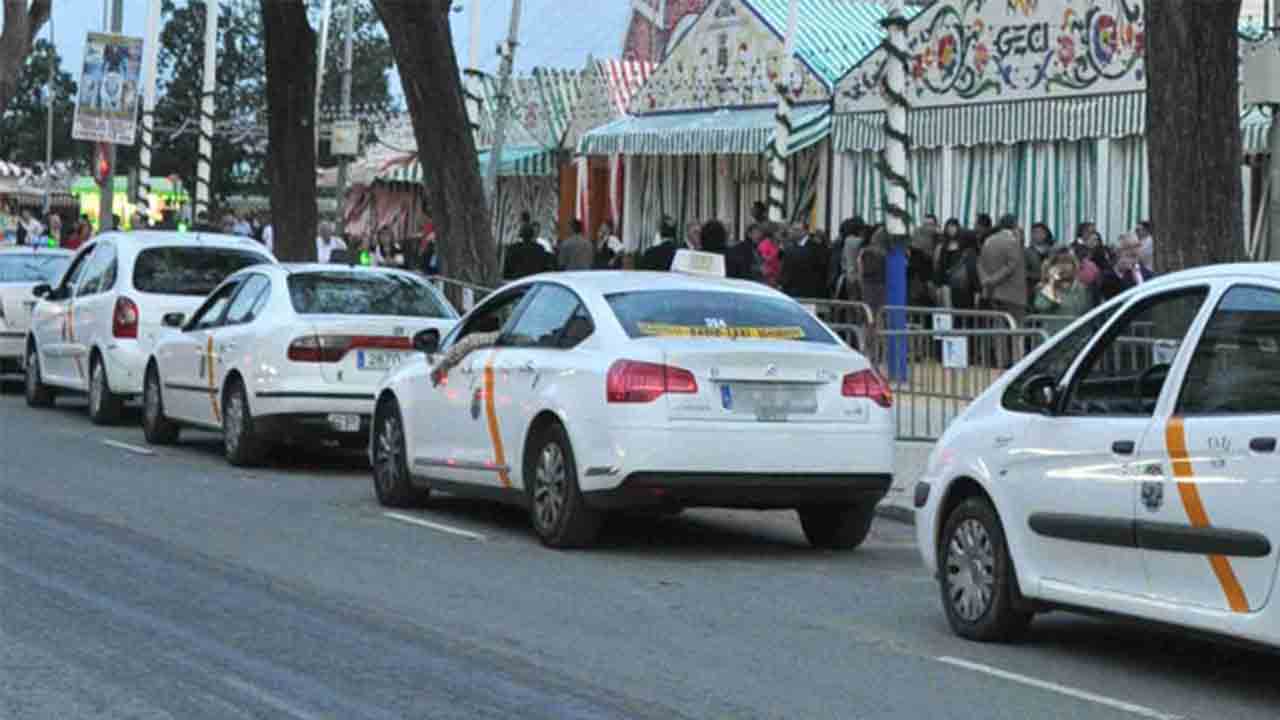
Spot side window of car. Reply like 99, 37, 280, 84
503, 285, 592, 349
76, 244, 115, 297
445, 287, 531, 349
189, 281, 242, 331
1062, 287, 1209, 417
224, 275, 271, 325
1002, 304, 1118, 414
57, 244, 96, 296
1177, 285, 1280, 415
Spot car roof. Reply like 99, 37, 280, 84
529, 270, 787, 299
1137, 262, 1280, 288
0, 245, 72, 257
95, 230, 273, 252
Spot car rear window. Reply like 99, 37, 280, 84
133, 247, 270, 296
0, 254, 71, 284
605, 290, 836, 344
287, 272, 455, 318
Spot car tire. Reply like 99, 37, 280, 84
798, 504, 875, 550
142, 365, 180, 445
938, 497, 1033, 642
371, 397, 429, 508
24, 348, 55, 408
525, 422, 602, 549
88, 355, 123, 425
222, 379, 264, 467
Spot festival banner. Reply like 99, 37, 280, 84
73, 32, 144, 145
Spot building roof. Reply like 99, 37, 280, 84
745, 0, 904, 87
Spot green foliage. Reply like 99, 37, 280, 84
0, 39, 78, 164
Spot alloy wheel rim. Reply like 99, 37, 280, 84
533, 443, 567, 532
946, 518, 996, 622
225, 392, 242, 454
374, 414, 402, 494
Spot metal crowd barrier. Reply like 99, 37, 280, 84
797, 298, 876, 352
872, 327, 1050, 442
425, 275, 494, 312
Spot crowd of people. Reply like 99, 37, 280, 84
498, 200, 1157, 328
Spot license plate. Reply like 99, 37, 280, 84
327, 413, 361, 432
357, 350, 402, 371
722, 382, 818, 421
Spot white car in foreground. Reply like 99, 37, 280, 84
915, 263, 1280, 648
143, 264, 458, 466
369, 260, 896, 549
25, 231, 275, 422
0, 245, 71, 377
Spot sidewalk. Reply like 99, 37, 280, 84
877, 440, 935, 526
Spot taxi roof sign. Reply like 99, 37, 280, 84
670, 249, 725, 278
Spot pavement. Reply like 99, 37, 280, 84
2, 389, 1278, 719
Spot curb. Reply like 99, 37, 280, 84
875, 503, 915, 527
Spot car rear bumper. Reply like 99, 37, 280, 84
254, 412, 372, 449
0, 332, 24, 363
101, 342, 148, 396
583, 472, 893, 510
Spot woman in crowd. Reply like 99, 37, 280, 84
754, 223, 781, 288
593, 220, 623, 269
858, 226, 888, 315
1032, 253, 1091, 332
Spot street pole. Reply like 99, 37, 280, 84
881, 0, 912, 381
488, 0, 522, 274
137, 0, 163, 224
98, 0, 123, 231
766, 0, 797, 226
315, 0, 333, 156
462, 0, 483, 148
335, 0, 355, 236
43, 5, 54, 216
195, 0, 219, 226
1267, 105, 1280, 260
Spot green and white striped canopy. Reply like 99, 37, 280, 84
377, 145, 558, 184
745, 0, 910, 87
580, 103, 830, 157
834, 91, 1274, 155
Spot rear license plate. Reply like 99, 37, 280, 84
327, 413, 361, 432
722, 382, 818, 421
357, 350, 402, 371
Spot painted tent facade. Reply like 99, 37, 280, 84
581, 0, 894, 252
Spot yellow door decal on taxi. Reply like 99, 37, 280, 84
62, 303, 85, 380
482, 352, 511, 488
205, 335, 222, 423
1166, 416, 1249, 612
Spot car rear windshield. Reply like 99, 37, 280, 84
133, 247, 270, 296
0, 254, 71, 284
606, 290, 836, 344
287, 272, 454, 318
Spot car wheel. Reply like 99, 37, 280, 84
142, 365, 180, 445
798, 504, 875, 550
24, 348, 55, 408
88, 355, 123, 425
371, 398, 429, 508
939, 497, 1033, 642
222, 379, 263, 467
525, 422, 601, 549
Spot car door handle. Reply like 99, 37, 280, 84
519, 361, 536, 374
1112, 440, 1136, 456
1251, 437, 1277, 454
221, 342, 236, 352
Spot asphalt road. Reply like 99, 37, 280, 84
1, 389, 1278, 719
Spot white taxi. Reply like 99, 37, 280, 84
369, 253, 896, 549
142, 265, 457, 466
0, 245, 72, 378
25, 231, 274, 422
915, 263, 1280, 647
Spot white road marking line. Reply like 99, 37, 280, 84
935, 656, 1184, 720
101, 439, 156, 456
221, 675, 322, 720
383, 512, 487, 541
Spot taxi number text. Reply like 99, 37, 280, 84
357, 350, 404, 371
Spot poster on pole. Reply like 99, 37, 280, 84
72, 32, 144, 145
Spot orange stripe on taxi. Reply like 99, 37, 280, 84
1166, 416, 1249, 613
482, 353, 511, 488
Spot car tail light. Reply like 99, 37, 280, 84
842, 369, 892, 408
112, 297, 139, 338
287, 335, 411, 362
607, 360, 697, 403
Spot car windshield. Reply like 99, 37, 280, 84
606, 289, 836, 344
133, 247, 270, 296
287, 272, 455, 318
0, 254, 71, 284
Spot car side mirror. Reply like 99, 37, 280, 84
1022, 375, 1058, 414
162, 312, 186, 328
31, 283, 51, 298
413, 328, 440, 354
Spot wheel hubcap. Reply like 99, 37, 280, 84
225, 392, 242, 453
533, 443, 567, 532
946, 518, 996, 622
374, 414, 403, 494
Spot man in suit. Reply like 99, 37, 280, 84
978, 215, 1028, 323
557, 219, 594, 271
639, 217, 680, 271
780, 223, 824, 298
1101, 232, 1155, 301
503, 222, 553, 280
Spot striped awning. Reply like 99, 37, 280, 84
746, 0, 919, 87
1243, 106, 1273, 155
580, 104, 830, 157
377, 145, 558, 184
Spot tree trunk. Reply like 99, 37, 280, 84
1146, 0, 1243, 273
0, 0, 52, 117
372, 0, 497, 285
260, 0, 317, 261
